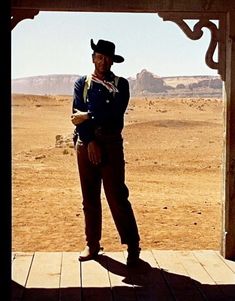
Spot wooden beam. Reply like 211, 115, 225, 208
11, 0, 235, 13
222, 11, 235, 260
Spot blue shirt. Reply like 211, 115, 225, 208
72, 71, 130, 144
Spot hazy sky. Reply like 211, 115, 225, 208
11, 12, 219, 79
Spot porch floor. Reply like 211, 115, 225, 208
12, 250, 235, 300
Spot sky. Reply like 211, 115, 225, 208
11, 12, 219, 80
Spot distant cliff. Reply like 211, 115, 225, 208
12, 70, 222, 97
129, 69, 222, 97
12, 74, 79, 95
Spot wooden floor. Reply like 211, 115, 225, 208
12, 250, 235, 301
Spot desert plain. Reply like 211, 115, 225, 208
12, 94, 224, 252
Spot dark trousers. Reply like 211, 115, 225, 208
76, 138, 140, 247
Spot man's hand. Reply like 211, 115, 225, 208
71, 109, 89, 125
88, 141, 101, 165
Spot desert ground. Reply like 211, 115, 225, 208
12, 94, 224, 253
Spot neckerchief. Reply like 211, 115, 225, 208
91, 73, 119, 93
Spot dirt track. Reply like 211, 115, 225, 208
12, 95, 224, 252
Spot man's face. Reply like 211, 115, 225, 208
92, 52, 113, 74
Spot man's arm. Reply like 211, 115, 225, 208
72, 77, 90, 125
71, 77, 96, 144
72, 77, 101, 164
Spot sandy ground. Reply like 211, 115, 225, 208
12, 94, 224, 252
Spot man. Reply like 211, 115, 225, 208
71, 39, 141, 266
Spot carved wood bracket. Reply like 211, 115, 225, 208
159, 12, 226, 81
11, 9, 40, 30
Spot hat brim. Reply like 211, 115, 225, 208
91, 39, 124, 63
113, 55, 124, 63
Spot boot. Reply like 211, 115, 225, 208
78, 244, 101, 262
127, 243, 141, 267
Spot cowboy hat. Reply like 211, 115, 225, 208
90, 39, 124, 63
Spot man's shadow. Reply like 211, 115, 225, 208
96, 253, 157, 286
95, 253, 235, 301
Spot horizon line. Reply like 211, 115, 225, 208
12, 72, 221, 81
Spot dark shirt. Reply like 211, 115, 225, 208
72, 71, 130, 144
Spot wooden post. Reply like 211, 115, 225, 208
222, 11, 235, 260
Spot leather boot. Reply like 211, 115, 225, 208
127, 243, 141, 267
78, 244, 101, 262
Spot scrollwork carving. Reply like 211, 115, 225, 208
11, 9, 40, 30
170, 18, 218, 70
159, 13, 226, 80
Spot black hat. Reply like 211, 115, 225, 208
90, 39, 124, 63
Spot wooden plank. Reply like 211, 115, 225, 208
81, 255, 113, 301
216, 251, 235, 273
100, 251, 136, 301
60, 252, 81, 301
23, 252, 62, 301
152, 250, 205, 301
175, 251, 215, 284
11, 252, 34, 301
194, 250, 235, 300
193, 250, 235, 284
176, 251, 226, 301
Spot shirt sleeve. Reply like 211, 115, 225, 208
72, 76, 87, 113
72, 76, 95, 144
